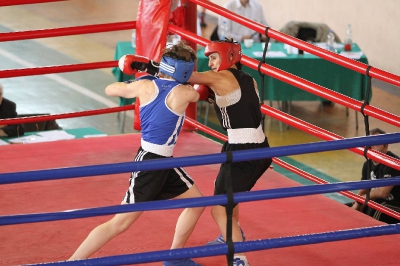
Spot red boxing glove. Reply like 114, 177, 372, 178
118, 54, 152, 76
194, 84, 215, 103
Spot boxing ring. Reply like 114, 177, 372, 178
1, 0, 400, 265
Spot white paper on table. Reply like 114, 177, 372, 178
314, 42, 344, 49
252, 51, 287, 57
8, 135, 50, 144
8, 131, 75, 144
289, 47, 307, 55
339, 51, 363, 59
0, 138, 9, 145
37, 130, 75, 140
83, 134, 107, 138
282, 44, 311, 55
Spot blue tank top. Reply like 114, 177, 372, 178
139, 78, 185, 156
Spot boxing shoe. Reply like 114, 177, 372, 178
162, 258, 202, 266
206, 227, 246, 245
206, 234, 225, 245
233, 256, 250, 266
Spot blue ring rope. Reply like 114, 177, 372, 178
29, 223, 400, 265
2, 176, 400, 226
1, 133, 400, 185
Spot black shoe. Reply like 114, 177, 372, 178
322, 100, 334, 107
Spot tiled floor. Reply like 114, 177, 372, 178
1, 0, 399, 184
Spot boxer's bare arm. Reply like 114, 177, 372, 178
189, 70, 239, 96
167, 84, 199, 114
105, 79, 155, 104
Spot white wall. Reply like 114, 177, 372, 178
206, 0, 400, 79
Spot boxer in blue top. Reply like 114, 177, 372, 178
68, 42, 204, 266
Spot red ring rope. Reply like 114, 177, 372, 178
169, 24, 400, 129
0, 61, 117, 78
190, 0, 400, 87
0, 105, 134, 125
0, 21, 135, 42
0, 0, 66, 7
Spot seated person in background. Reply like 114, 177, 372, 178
0, 83, 25, 137
218, 0, 269, 42
199, 0, 209, 27
19, 113, 62, 132
350, 128, 400, 224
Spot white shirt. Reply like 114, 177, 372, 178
218, 0, 269, 42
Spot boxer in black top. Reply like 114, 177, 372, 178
189, 39, 272, 266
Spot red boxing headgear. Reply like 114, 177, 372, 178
204, 40, 242, 71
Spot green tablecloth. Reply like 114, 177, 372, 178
113, 41, 369, 102
112, 42, 137, 106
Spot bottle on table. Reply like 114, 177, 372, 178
220, 19, 229, 40
344, 24, 352, 51
326, 30, 335, 52
131, 29, 136, 48
172, 34, 181, 45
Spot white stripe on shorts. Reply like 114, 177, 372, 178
174, 167, 192, 189
127, 149, 147, 204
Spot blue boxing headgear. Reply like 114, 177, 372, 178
159, 56, 195, 83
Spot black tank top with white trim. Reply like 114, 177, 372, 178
213, 68, 262, 131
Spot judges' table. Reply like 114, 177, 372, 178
113, 41, 368, 102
